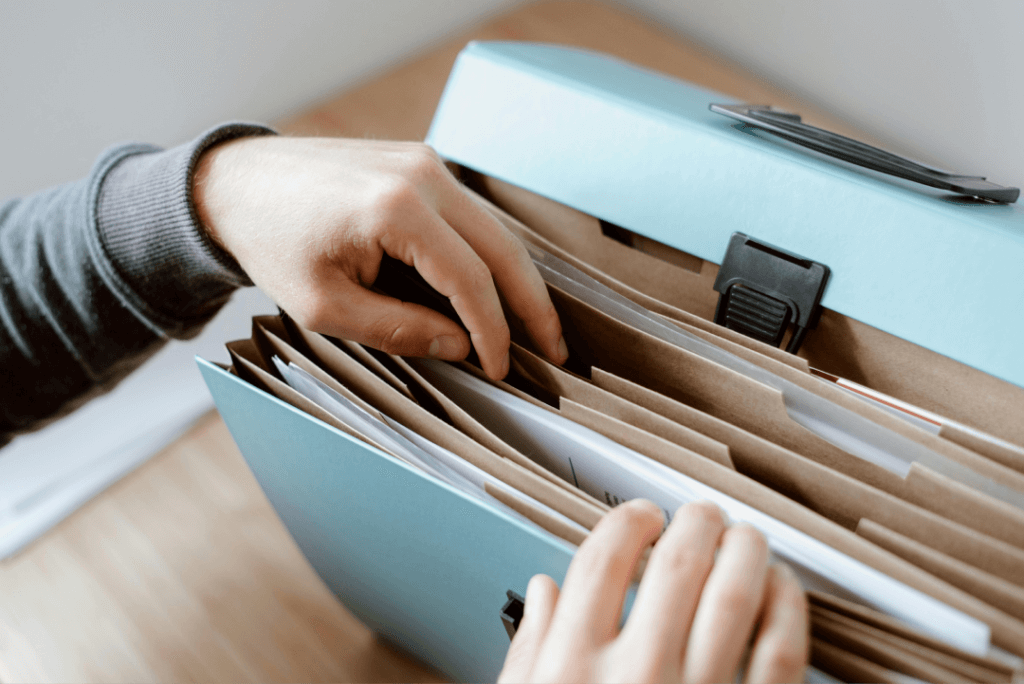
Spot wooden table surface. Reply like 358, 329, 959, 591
0, 2, 858, 681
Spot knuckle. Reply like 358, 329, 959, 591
372, 177, 423, 219
402, 144, 444, 182
501, 228, 529, 265
371, 319, 418, 355
464, 258, 495, 290
491, 321, 512, 350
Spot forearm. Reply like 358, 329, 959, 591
0, 123, 274, 444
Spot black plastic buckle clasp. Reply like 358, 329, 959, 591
500, 590, 525, 641
712, 233, 830, 354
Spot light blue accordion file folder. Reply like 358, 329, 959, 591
198, 358, 576, 680
201, 42, 1024, 681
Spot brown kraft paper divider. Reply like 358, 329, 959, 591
650, 303, 1024, 501
469, 185, 808, 373
511, 343, 734, 469
479, 195, 1024, 518
811, 611, 974, 684
332, 337, 417, 402
808, 591, 1019, 677
549, 283, 1024, 534
567, 390, 735, 469
811, 606, 1014, 683
473, 176, 719, 325
514, 342, 1024, 578
537, 398, 1024, 656
901, 465, 1024, 550
451, 358, 555, 411
471, 173, 1024, 448
281, 321, 596, 506
252, 321, 383, 419
940, 423, 1024, 476
226, 340, 391, 455
857, 520, 1024, 622
811, 639, 908, 684
483, 482, 587, 547
560, 399, 733, 481
387, 353, 606, 507
589, 368, 1024, 586
272, 321, 606, 532
252, 314, 292, 343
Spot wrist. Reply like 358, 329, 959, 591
94, 122, 275, 337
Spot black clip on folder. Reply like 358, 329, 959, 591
711, 104, 1020, 204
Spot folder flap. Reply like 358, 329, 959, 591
428, 41, 1024, 389
197, 358, 576, 681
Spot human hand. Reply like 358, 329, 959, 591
500, 500, 808, 684
193, 136, 567, 379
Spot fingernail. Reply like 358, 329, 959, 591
429, 335, 462, 359
555, 336, 569, 364
501, 352, 510, 378
628, 498, 664, 517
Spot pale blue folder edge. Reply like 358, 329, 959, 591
426, 41, 1024, 389
197, 358, 577, 680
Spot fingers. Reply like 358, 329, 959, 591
437, 182, 566, 367
298, 277, 471, 359
682, 523, 770, 684
540, 500, 664, 657
744, 565, 809, 684
499, 574, 560, 683
380, 206, 512, 378
616, 502, 726, 679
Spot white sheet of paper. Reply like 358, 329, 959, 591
412, 357, 990, 656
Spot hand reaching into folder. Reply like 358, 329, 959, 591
193, 136, 568, 380
499, 500, 808, 684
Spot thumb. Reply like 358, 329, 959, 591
312, 284, 471, 360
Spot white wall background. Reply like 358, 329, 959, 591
617, 0, 1023, 191
0, 0, 515, 197
2, 0, 1020, 198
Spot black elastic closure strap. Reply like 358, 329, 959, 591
713, 233, 830, 354
500, 590, 525, 641
710, 103, 1019, 204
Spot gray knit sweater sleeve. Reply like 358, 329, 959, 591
0, 122, 275, 443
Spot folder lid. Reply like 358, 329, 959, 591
427, 41, 1024, 389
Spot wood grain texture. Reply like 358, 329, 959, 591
0, 413, 442, 682
0, 2, 856, 680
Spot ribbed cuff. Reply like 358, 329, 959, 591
93, 122, 276, 338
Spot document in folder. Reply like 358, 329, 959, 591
210, 189, 1024, 682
